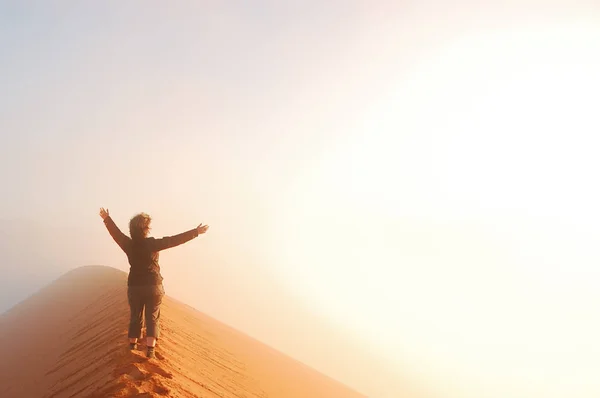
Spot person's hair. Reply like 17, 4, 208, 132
129, 212, 152, 241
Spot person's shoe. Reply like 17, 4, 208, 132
147, 346, 156, 359
129, 342, 137, 350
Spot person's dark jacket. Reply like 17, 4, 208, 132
103, 216, 199, 286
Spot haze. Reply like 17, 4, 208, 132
2, 2, 600, 397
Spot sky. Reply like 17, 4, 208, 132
2, 1, 600, 397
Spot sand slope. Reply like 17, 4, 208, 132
0, 266, 365, 398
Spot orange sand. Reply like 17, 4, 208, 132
0, 266, 366, 398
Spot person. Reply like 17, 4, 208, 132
99, 207, 209, 358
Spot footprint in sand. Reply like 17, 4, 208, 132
132, 374, 171, 397
114, 363, 148, 381
95, 381, 139, 397
139, 381, 170, 396
153, 385, 170, 395
121, 353, 174, 378
142, 361, 174, 379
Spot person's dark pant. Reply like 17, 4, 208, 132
127, 284, 165, 339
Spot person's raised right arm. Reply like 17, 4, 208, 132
151, 223, 209, 251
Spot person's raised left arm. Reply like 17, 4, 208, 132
99, 207, 130, 252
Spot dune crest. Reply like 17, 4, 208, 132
0, 266, 365, 397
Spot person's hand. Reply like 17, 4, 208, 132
99, 208, 110, 220
197, 223, 209, 235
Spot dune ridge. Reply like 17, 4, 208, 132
0, 266, 366, 398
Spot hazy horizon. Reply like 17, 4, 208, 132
3, 1, 600, 397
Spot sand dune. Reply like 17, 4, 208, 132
0, 266, 366, 398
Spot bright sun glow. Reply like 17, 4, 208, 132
271, 19, 600, 398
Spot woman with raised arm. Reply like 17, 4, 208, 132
99, 207, 209, 358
